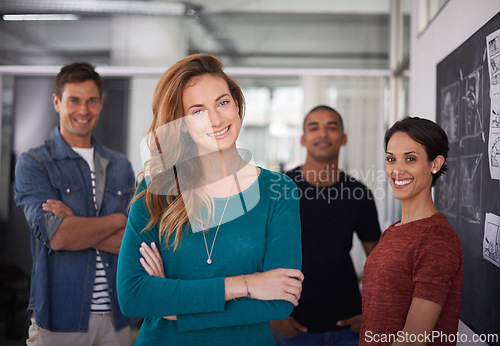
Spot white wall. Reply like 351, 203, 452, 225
111, 15, 188, 175
409, 0, 500, 121
409, 1, 500, 343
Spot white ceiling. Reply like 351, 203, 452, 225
0, 0, 410, 69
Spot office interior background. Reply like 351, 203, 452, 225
0, 0, 499, 344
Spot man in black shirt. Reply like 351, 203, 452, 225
271, 105, 381, 346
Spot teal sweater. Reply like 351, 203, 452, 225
117, 168, 302, 345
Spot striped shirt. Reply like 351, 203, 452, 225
72, 147, 112, 313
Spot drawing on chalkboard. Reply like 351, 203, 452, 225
437, 14, 500, 336
483, 213, 500, 268
441, 82, 460, 141
461, 68, 483, 138
460, 154, 482, 224
492, 110, 500, 128
492, 94, 500, 129
491, 135, 500, 167
484, 223, 499, 262
490, 55, 500, 85
435, 157, 458, 217
488, 34, 500, 57
492, 72, 500, 86
491, 56, 500, 74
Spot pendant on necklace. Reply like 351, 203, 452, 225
207, 259, 212, 264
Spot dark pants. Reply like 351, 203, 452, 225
273, 328, 359, 346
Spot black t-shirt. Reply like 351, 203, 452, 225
286, 166, 381, 332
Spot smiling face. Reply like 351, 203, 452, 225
386, 131, 443, 203
182, 74, 241, 156
301, 108, 347, 163
53, 80, 103, 148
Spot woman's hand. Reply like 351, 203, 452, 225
139, 242, 176, 320
139, 242, 165, 278
246, 268, 304, 306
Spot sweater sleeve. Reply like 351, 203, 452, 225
117, 194, 226, 318
176, 176, 302, 332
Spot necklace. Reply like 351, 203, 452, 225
202, 161, 240, 265
202, 187, 232, 264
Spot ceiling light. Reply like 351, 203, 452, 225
0, 1, 186, 16
2, 14, 80, 21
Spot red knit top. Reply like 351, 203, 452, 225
360, 212, 464, 345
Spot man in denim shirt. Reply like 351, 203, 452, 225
14, 62, 137, 345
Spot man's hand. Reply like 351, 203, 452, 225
337, 314, 362, 332
42, 199, 74, 218
270, 316, 307, 337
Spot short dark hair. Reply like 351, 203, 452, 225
303, 105, 344, 133
55, 62, 103, 99
384, 116, 449, 186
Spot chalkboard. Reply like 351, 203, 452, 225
436, 11, 500, 343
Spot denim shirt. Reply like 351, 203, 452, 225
14, 127, 138, 332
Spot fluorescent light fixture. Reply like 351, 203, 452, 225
0, 1, 186, 16
2, 14, 80, 21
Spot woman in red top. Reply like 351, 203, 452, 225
360, 117, 464, 345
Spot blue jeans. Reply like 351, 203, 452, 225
274, 329, 359, 346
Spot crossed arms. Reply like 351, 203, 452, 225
14, 152, 130, 255
43, 199, 126, 254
